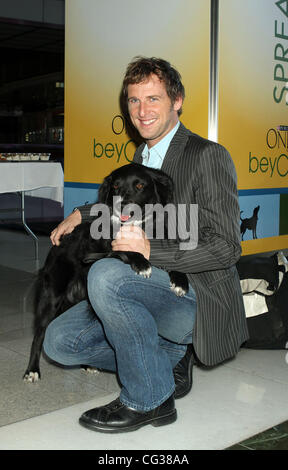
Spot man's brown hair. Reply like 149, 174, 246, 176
121, 56, 185, 116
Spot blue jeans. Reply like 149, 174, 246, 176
43, 258, 196, 411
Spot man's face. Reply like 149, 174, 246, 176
127, 74, 182, 148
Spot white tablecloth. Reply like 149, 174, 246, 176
0, 162, 64, 204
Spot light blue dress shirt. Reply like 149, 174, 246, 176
141, 121, 180, 169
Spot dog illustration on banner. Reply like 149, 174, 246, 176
240, 205, 260, 240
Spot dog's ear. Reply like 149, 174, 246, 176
98, 174, 112, 204
150, 171, 174, 205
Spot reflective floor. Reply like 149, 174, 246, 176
0, 227, 288, 450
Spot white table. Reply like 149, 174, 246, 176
0, 162, 64, 259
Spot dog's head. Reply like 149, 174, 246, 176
98, 163, 174, 226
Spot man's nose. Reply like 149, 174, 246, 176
138, 101, 148, 117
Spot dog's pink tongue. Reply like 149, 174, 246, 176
120, 215, 130, 222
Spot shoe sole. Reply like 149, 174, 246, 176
79, 409, 177, 433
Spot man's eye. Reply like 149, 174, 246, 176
128, 98, 138, 104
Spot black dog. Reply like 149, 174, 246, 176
240, 205, 260, 240
23, 163, 189, 382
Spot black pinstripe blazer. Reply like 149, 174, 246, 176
80, 122, 249, 366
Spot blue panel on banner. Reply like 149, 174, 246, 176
239, 194, 280, 240
64, 186, 98, 217
239, 188, 288, 196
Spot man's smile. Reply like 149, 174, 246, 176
138, 118, 157, 126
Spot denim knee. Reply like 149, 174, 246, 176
43, 319, 61, 363
43, 317, 74, 365
87, 258, 131, 311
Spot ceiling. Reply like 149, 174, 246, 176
0, 18, 64, 54
0, 17, 64, 117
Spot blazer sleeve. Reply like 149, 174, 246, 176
78, 203, 95, 222
149, 141, 242, 273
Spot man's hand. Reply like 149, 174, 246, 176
50, 209, 82, 246
111, 225, 150, 260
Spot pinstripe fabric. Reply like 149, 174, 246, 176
133, 123, 249, 366
79, 123, 249, 366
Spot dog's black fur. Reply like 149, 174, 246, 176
240, 205, 260, 240
24, 163, 189, 382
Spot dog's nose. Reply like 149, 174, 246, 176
121, 192, 133, 204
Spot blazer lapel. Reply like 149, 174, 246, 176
160, 122, 191, 173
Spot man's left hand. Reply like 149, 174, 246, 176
111, 225, 150, 260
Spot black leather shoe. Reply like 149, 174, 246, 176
173, 344, 194, 399
79, 395, 177, 433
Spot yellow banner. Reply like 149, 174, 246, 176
219, 0, 288, 253
219, 0, 288, 190
64, 0, 209, 185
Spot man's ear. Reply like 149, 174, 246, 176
173, 95, 183, 113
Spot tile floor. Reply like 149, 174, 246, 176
0, 226, 288, 450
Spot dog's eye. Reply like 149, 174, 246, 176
113, 184, 119, 190
136, 183, 144, 190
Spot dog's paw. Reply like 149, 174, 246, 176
132, 261, 152, 278
23, 371, 40, 383
136, 265, 152, 278
110, 251, 152, 278
170, 283, 187, 297
128, 254, 152, 278
168, 271, 189, 297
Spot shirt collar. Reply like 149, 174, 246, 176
142, 121, 180, 165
